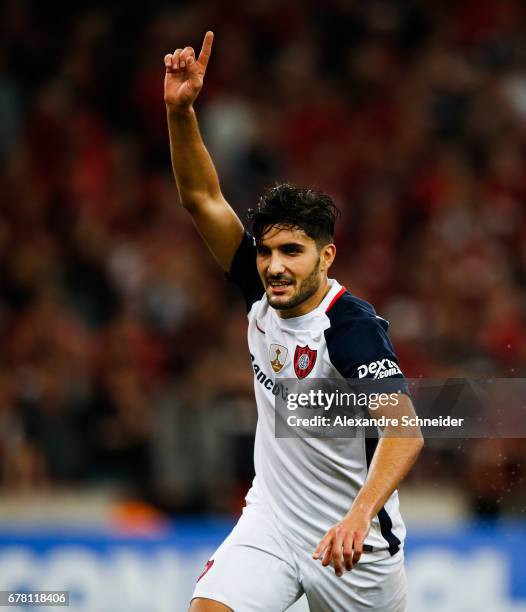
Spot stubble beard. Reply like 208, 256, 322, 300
267, 258, 321, 312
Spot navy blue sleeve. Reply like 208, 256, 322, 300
226, 231, 264, 311
325, 301, 408, 394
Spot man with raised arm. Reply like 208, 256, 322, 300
165, 32, 423, 612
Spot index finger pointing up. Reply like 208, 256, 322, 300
198, 31, 214, 68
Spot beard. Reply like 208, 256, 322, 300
266, 258, 321, 312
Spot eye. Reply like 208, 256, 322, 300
256, 245, 271, 255
282, 246, 301, 255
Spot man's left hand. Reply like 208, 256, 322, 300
312, 509, 372, 577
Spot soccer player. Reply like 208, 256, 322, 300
164, 32, 424, 612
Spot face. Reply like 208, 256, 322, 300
256, 225, 336, 317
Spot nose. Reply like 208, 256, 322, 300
267, 252, 286, 277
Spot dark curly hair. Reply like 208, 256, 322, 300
247, 183, 340, 247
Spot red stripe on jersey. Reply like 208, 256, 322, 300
325, 287, 346, 313
197, 559, 214, 582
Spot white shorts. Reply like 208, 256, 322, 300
192, 499, 407, 611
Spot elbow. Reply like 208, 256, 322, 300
414, 432, 425, 456
180, 193, 207, 214
181, 198, 200, 213
180, 190, 220, 213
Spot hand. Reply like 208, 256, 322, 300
312, 509, 371, 577
164, 31, 214, 111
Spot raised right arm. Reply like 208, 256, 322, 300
164, 32, 244, 271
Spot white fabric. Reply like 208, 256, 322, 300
192, 493, 407, 611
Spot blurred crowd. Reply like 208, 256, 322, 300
0, 0, 525, 516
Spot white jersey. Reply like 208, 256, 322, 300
228, 232, 407, 563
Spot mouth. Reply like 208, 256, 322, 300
267, 279, 294, 295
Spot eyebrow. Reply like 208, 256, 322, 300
280, 242, 305, 249
257, 242, 306, 251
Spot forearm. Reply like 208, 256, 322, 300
349, 435, 423, 521
313, 433, 423, 573
166, 105, 223, 208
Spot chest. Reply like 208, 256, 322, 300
248, 310, 334, 381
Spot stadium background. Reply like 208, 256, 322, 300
1, 0, 525, 610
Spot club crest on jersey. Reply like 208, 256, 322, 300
294, 345, 317, 379
269, 344, 288, 373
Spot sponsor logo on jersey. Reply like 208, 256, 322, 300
294, 345, 317, 379
357, 358, 402, 379
197, 559, 214, 582
269, 344, 288, 373
251, 354, 289, 399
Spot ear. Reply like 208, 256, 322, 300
320, 243, 336, 271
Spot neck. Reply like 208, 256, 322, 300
278, 278, 331, 319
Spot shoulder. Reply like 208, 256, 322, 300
324, 291, 398, 377
326, 290, 388, 333
227, 231, 264, 312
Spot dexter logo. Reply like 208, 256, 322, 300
357, 358, 402, 379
